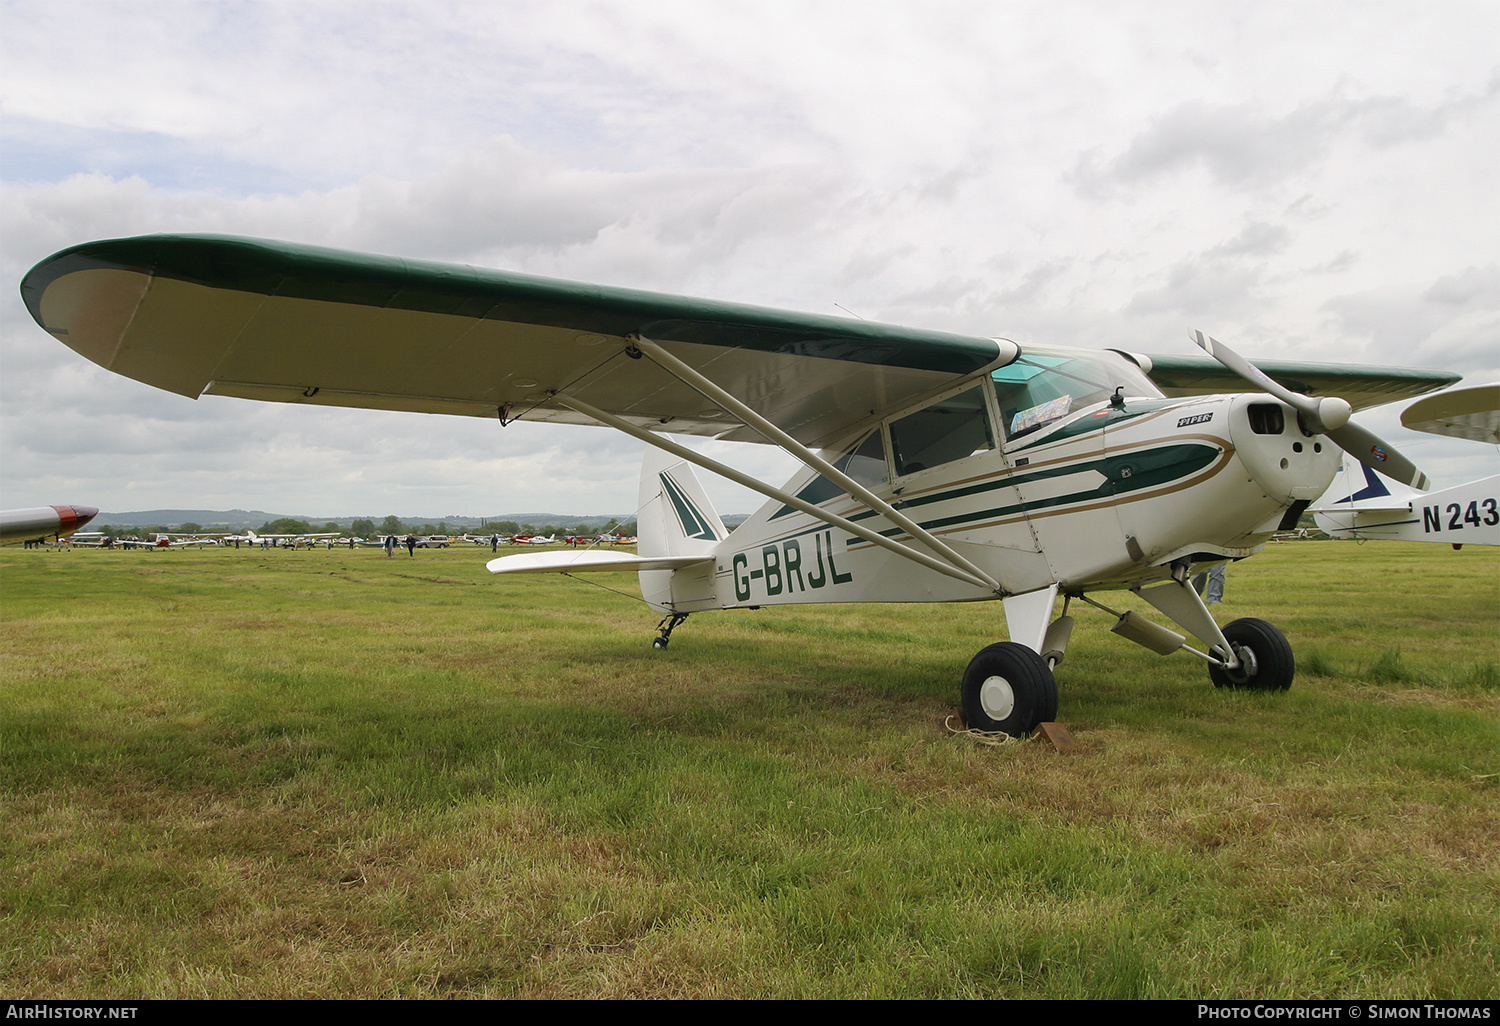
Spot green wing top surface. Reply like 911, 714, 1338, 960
1140, 354, 1459, 412
21, 234, 1004, 448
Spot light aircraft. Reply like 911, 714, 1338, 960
115, 536, 167, 549
147, 532, 225, 547
461, 533, 513, 546
114, 534, 204, 549
22, 235, 1462, 736
1312, 383, 1499, 547
223, 529, 342, 548
0, 505, 100, 546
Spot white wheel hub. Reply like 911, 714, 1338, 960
980, 675, 1015, 721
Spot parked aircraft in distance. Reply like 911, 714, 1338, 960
1, 505, 99, 546
23, 234, 1464, 736
223, 529, 342, 548
142, 532, 225, 547
1313, 383, 1499, 547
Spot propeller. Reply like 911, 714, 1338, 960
1191, 330, 1430, 491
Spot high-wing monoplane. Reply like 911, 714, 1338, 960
22, 235, 1463, 735
1313, 383, 1499, 546
0, 505, 100, 547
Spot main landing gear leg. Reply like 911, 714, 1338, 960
1134, 569, 1296, 692
652, 613, 690, 650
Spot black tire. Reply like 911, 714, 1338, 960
1208, 617, 1294, 691
961, 642, 1059, 737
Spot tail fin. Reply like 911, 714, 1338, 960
1327, 461, 1408, 507
637, 449, 726, 610
638, 449, 728, 557
1337, 462, 1395, 503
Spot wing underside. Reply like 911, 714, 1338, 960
1400, 383, 1500, 443
23, 235, 1005, 450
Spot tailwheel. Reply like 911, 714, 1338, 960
961, 642, 1059, 738
652, 613, 690, 650
1208, 617, 1294, 691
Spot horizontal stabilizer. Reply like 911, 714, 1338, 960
487, 550, 713, 575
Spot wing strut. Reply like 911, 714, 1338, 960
551, 392, 998, 592
627, 334, 1004, 594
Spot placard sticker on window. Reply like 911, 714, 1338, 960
1010, 395, 1072, 435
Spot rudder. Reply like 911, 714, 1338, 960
637, 449, 727, 610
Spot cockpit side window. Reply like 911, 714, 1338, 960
889, 385, 994, 477
992, 352, 1162, 443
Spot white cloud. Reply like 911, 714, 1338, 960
3, 0, 1496, 516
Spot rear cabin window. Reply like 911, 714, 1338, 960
841, 429, 889, 488
775, 429, 889, 516
889, 386, 994, 477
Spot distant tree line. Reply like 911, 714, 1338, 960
257, 518, 341, 535
91, 515, 639, 540
361, 517, 637, 537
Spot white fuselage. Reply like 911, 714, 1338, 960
643, 353, 1341, 613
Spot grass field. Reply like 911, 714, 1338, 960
1, 540, 1495, 999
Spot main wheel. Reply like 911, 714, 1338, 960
961, 642, 1058, 737
1208, 617, 1294, 691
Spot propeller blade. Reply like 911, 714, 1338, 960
1189, 329, 1428, 490
1191, 330, 1350, 432
1326, 421, 1431, 491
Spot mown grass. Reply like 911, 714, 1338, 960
1, 540, 1495, 998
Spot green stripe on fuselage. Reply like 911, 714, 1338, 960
899, 442, 1219, 533
757, 442, 1221, 549
772, 399, 1188, 520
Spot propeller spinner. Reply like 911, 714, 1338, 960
1191, 330, 1430, 491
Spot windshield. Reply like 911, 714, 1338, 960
992, 350, 1162, 441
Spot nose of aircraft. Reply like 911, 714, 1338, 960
55, 505, 100, 533
1227, 397, 1340, 503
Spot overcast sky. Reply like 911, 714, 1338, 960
2, 0, 1495, 520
